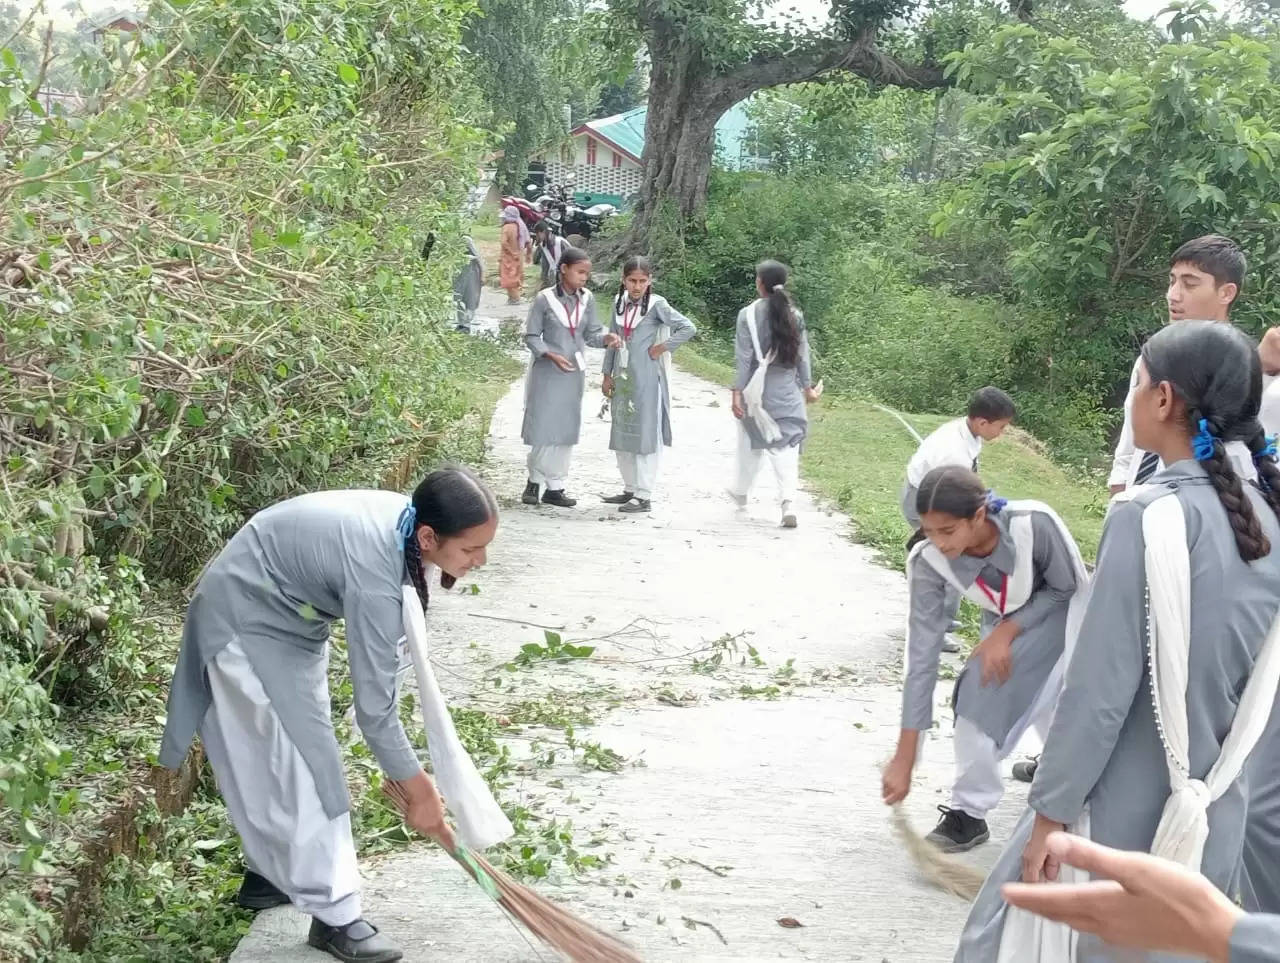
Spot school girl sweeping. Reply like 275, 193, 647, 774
881, 466, 1089, 853
159, 467, 507, 963
521, 247, 620, 507
955, 321, 1280, 963
728, 260, 821, 528
598, 256, 696, 513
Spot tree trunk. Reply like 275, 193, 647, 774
601, 17, 948, 263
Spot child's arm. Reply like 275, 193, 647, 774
733, 309, 754, 390
796, 315, 814, 389
581, 296, 618, 350
653, 299, 696, 355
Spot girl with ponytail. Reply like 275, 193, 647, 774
883, 466, 1089, 856
957, 321, 1280, 962
599, 255, 697, 513
160, 467, 501, 963
728, 260, 821, 528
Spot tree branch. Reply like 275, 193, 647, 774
709, 29, 947, 109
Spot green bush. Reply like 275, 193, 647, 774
1, 0, 516, 955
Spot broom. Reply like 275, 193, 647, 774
889, 804, 986, 900
382, 781, 644, 962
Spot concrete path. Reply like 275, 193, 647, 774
232, 288, 1029, 962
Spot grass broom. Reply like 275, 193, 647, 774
889, 804, 986, 900
383, 782, 644, 962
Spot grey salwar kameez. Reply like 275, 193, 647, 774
955, 462, 1280, 963
522, 287, 608, 490
1241, 693, 1280, 913
731, 301, 813, 509
1232, 915, 1280, 962
905, 506, 1079, 818
602, 294, 695, 501
160, 489, 421, 924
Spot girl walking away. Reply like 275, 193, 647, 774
159, 467, 504, 963
499, 205, 530, 304
729, 260, 821, 528
534, 221, 568, 291
956, 321, 1280, 963
521, 247, 620, 507
882, 467, 1089, 854
600, 256, 697, 513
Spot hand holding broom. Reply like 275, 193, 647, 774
381, 777, 644, 962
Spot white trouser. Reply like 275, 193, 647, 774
733, 425, 799, 505
950, 717, 1006, 819
527, 444, 573, 489
200, 640, 362, 926
616, 449, 662, 500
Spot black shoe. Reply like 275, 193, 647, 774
619, 498, 651, 514
925, 805, 990, 853
307, 918, 403, 963
1012, 757, 1040, 783
521, 480, 539, 505
541, 489, 577, 507
601, 491, 634, 505
235, 869, 290, 910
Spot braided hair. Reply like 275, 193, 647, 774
403, 465, 498, 609
615, 255, 653, 316
1141, 321, 1276, 562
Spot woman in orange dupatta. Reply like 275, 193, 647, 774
499, 205, 530, 304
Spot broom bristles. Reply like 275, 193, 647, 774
382, 781, 643, 962
890, 805, 986, 900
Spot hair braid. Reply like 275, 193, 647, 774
404, 529, 430, 611
1248, 426, 1280, 522
1200, 434, 1270, 561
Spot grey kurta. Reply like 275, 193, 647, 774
1232, 915, 1280, 962
1241, 685, 1280, 913
521, 287, 608, 446
904, 507, 1077, 746
733, 301, 813, 450
159, 490, 420, 819
602, 294, 696, 455
956, 462, 1280, 963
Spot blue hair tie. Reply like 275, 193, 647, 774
1255, 435, 1278, 462
985, 491, 1008, 514
1192, 418, 1218, 462
396, 503, 416, 544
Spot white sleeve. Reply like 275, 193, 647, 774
1108, 359, 1142, 487
1261, 375, 1280, 439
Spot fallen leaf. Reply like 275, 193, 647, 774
778, 917, 803, 929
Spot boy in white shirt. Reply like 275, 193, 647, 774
901, 387, 1017, 529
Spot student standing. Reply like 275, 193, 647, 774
956, 321, 1280, 963
534, 221, 568, 291
1240, 322, 1280, 916
728, 260, 820, 528
521, 247, 620, 508
600, 256, 697, 513
159, 468, 500, 963
1110, 235, 1254, 493
882, 467, 1088, 853
498, 205, 530, 305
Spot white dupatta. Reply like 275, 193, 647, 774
400, 584, 513, 850
742, 300, 782, 443
997, 490, 1280, 962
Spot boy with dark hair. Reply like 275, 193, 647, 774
1109, 234, 1252, 494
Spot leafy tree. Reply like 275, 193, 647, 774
934, 24, 1280, 327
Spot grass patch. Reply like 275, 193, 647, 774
674, 346, 1107, 570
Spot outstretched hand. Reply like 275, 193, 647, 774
1003, 832, 1240, 963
